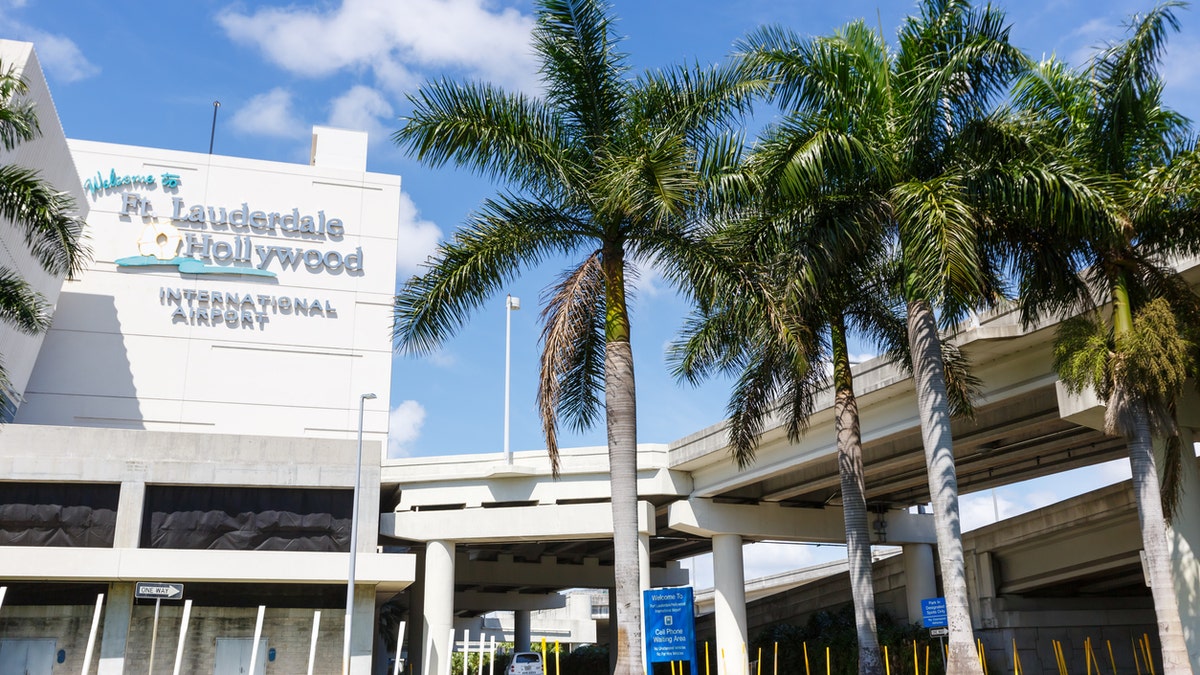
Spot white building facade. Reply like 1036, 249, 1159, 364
0, 40, 411, 675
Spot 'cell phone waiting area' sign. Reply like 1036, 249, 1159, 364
644, 587, 698, 675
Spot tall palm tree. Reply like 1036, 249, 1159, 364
736, 2, 1098, 670
1009, 3, 1200, 670
0, 62, 89, 417
391, 2, 756, 673
671, 168, 978, 674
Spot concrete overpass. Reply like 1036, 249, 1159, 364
379, 255, 1200, 675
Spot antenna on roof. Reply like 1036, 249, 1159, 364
208, 101, 221, 154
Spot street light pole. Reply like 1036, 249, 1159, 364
504, 295, 520, 465
343, 392, 376, 675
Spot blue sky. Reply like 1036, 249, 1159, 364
5, 0, 1199, 579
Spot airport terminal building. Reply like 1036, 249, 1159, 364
0, 40, 409, 674
2, 39, 1199, 675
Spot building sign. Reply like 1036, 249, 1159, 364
644, 587, 697, 675
115, 194, 363, 277
85, 165, 363, 331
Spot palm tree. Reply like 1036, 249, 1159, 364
1009, 4, 1200, 670
671, 160, 978, 674
391, 2, 757, 673
0, 62, 89, 417
735, 2, 1100, 670
671, 213, 899, 675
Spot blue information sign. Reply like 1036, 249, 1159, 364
920, 597, 947, 628
644, 587, 697, 674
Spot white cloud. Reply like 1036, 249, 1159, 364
216, 0, 538, 94
230, 88, 307, 138
395, 191, 443, 277
0, 5, 98, 82
388, 399, 427, 457
327, 85, 396, 145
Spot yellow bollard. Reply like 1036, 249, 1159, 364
1107, 640, 1117, 675
977, 638, 988, 675
773, 642, 778, 675
912, 640, 919, 675
1086, 637, 1093, 675
705, 642, 710, 675
924, 645, 929, 675
825, 646, 830, 675
803, 642, 810, 675
672, 661, 678, 675
540, 637, 547, 675
884, 645, 890, 675
757, 647, 762, 675
1143, 633, 1156, 675
555, 641, 560, 675
1011, 638, 1019, 675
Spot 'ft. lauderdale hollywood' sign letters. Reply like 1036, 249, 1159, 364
96, 169, 364, 330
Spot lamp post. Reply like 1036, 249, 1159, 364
343, 392, 376, 675
504, 295, 520, 465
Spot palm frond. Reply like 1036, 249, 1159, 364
393, 195, 585, 355
533, 0, 627, 150
0, 64, 38, 152
0, 165, 90, 278
0, 268, 51, 334
394, 80, 574, 193
538, 253, 607, 474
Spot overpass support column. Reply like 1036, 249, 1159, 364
903, 543, 936, 625
514, 610, 531, 651
423, 540, 456, 675
712, 533, 747, 675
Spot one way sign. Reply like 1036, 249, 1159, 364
135, 582, 184, 600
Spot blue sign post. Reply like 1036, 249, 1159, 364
644, 587, 698, 675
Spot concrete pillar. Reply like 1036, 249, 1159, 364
422, 540, 456, 675
350, 584, 376, 675
903, 543, 937, 625
409, 555, 426, 675
114, 480, 145, 548
1165, 425, 1200, 666
514, 610, 531, 651
97, 582, 134, 675
712, 533, 747, 675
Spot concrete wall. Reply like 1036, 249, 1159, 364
0, 41, 88, 412
0, 603, 355, 674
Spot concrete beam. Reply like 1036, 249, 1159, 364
456, 554, 687, 589
668, 498, 936, 545
0, 548, 416, 591
455, 591, 567, 612
384, 501, 656, 543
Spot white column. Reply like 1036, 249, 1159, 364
514, 610, 531, 651
350, 584, 376, 674
712, 533, 747, 675
903, 543, 937, 624
423, 540, 456, 675
97, 583, 134, 675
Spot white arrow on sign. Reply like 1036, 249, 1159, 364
135, 582, 184, 600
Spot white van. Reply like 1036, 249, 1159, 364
506, 652, 543, 675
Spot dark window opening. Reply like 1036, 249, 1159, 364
0, 482, 119, 547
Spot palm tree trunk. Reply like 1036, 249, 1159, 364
905, 299, 981, 675
604, 246, 643, 675
832, 317, 883, 675
1111, 279, 1192, 674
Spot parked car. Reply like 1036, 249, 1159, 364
507, 652, 543, 675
